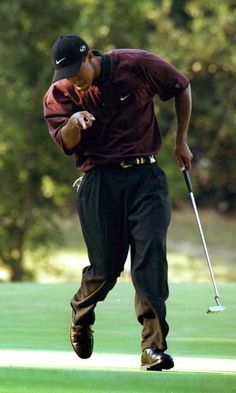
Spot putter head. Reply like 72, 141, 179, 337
207, 305, 225, 314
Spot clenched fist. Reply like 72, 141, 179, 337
69, 111, 96, 130
61, 111, 96, 149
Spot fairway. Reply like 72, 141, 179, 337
1, 349, 236, 373
0, 282, 235, 392
0, 281, 235, 357
0, 367, 236, 393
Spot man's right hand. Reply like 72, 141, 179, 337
61, 111, 96, 149
69, 111, 96, 130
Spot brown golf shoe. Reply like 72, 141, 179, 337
70, 323, 94, 359
141, 348, 174, 371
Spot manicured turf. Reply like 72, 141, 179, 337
0, 281, 235, 359
0, 282, 235, 393
0, 368, 236, 393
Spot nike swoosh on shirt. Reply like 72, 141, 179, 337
56, 57, 66, 65
120, 94, 130, 101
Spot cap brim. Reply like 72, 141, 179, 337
52, 60, 82, 83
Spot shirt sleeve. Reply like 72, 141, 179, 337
43, 81, 81, 155
136, 51, 189, 101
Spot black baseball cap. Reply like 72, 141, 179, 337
51, 35, 90, 83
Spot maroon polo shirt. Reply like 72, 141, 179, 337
43, 49, 189, 172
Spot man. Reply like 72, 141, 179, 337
43, 34, 192, 371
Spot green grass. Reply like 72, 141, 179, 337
0, 282, 235, 393
0, 368, 236, 393
0, 282, 235, 358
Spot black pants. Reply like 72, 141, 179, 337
71, 163, 171, 351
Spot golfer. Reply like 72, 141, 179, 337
43, 34, 193, 371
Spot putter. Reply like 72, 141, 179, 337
182, 168, 225, 314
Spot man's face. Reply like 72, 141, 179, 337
68, 54, 94, 91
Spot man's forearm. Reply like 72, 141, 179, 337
174, 84, 192, 143
61, 110, 96, 150
61, 121, 82, 150
173, 84, 193, 169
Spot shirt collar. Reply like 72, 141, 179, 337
92, 50, 111, 85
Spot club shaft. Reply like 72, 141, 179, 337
189, 191, 220, 299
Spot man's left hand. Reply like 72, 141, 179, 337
174, 141, 193, 170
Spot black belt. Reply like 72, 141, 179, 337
119, 155, 156, 168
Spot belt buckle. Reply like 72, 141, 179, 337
120, 161, 132, 169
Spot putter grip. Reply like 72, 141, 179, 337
182, 169, 193, 193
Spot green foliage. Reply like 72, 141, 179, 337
0, 0, 235, 280
0, 0, 78, 280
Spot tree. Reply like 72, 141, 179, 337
0, 0, 235, 281
182, 0, 236, 210
0, 0, 80, 280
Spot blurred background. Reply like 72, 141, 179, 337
0, 0, 235, 283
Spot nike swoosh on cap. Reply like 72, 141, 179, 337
56, 57, 66, 65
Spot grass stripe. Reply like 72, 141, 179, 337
0, 367, 236, 393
